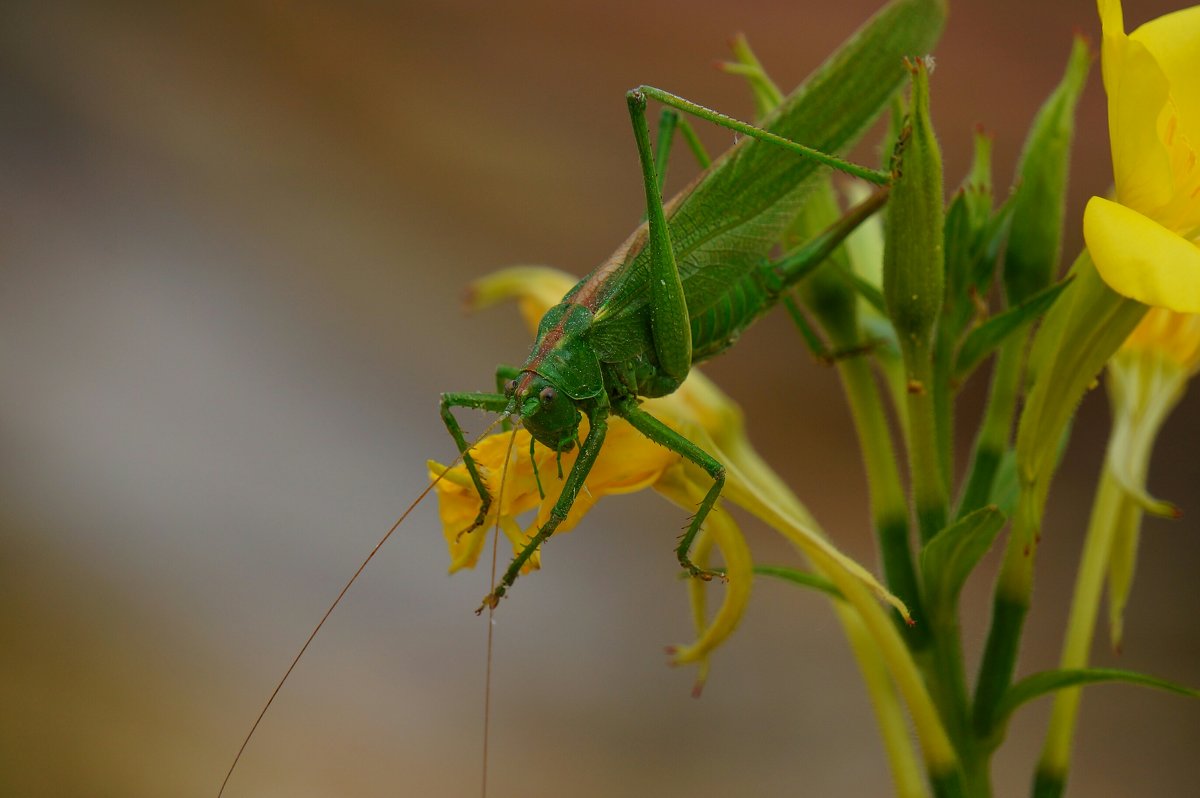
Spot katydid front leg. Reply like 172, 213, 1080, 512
440, 391, 511, 539
478, 405, 609, 611
652, 108, 711, 195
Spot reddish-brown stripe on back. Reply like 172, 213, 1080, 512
517, 307, 571, 390
571, 225, 646, 310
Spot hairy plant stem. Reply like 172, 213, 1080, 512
896, 335, 984, 794
903, 339, 949, 545
837, 354, 927, 645
1033, 469, 1125, 797
958, 336, 1023, 518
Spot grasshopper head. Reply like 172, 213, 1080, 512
507, 373, 579, 452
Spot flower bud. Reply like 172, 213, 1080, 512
884, 57, 945, 353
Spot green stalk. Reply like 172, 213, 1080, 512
838, 347, 927, 645
904, 341, 949, 544
973, 476, 1043, 743
835, 603, 931, 798
957, 336, 1022, 519
1032, 469, 1126, 797
805, 544, 965, 795
973, 256, 1146, 745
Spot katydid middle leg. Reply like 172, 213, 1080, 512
615, 397, 726, 581
652, 108, 711, 194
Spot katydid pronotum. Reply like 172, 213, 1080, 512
218, 1, 944, 793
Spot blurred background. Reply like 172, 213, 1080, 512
2, 1, 1197, 795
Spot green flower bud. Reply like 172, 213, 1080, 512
884, 57, 945, 354
1003, 34, 1092, 306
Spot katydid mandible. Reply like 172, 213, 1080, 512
442, 7, 939, 610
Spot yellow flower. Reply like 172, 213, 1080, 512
1084, 0, 1200, 311
432, 267, 909, 685
1101, 307, 1200, 647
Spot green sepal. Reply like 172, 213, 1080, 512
753, 565, 842, 600
721, 33, 784, 122
1002, 35, 1091, 306
1016, 253, 1145, 491
954, 276, 1074, 384
942, 127, 995, 340
995, 668, 1200, 732
921, 505, 1007, 613
970, 192, 1016, 304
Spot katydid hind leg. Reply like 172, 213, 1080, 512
634, 85, 890, 186
440, 390, 511, 538
616, 398, 726, 581
479, 406, 610, 611
627, 89, 693, 384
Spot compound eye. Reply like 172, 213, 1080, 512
504, 379, 518, 397
539, 387, 556, 405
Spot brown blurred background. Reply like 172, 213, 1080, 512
1, 1, 1197, 796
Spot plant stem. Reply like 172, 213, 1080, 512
838, 354, 927, 643
804, 545, 964, 794
835, 603, 931, 798
957, 336, 1022, 518
902, 339, 949, 544
1033, 468, 1125, 796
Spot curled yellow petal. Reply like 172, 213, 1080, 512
680, 419, 912, 623
1084, 196, 1200, 312
654, 465, 753, 678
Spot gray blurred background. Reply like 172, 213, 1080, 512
1, 1, 1197, 796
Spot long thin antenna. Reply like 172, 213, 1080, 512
218, 416, 507, 798
482, 424, 519, 798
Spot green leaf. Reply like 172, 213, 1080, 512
1003, 34, 1091, 305
996, 668, 1200, 727
921, 505, 1006, 611
954, 276, 1073, 383
753, 565, 842, 600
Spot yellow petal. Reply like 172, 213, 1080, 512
1104, 30, 1174, 215
654, 466, 753, 679
1120, 307, 1200, 372
1084, 196, 1200, 312
1132, 6, 1200, 152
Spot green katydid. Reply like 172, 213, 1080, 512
217, 3, 944, 792
442, 0, 946, 611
